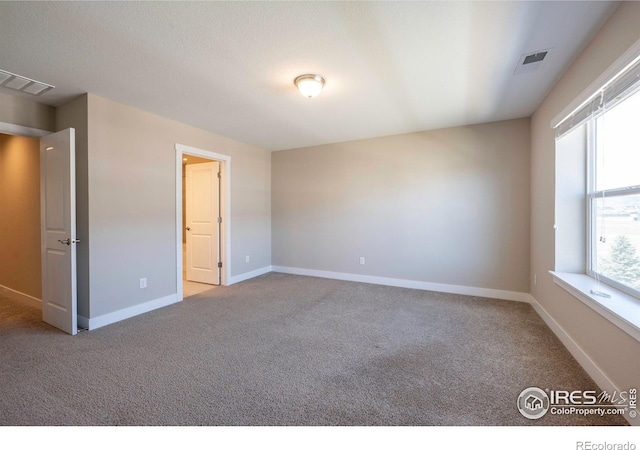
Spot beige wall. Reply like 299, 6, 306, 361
0, 133, 42, 299
272, 118, 531, 293
531, 2, 640, 391
0, 91, 55, 132
86, 94, 271, 318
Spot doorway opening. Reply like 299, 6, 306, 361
175, 144, 231, 301
0, 122, 76, 335
183, 155, 220, 297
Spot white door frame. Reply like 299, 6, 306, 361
0, 121, 49, 138
175, 143, 231, 298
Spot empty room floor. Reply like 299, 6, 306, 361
0, 273, 626, 426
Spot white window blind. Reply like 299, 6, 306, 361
555, 56, 640, 139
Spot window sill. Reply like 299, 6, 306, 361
550, 271, 640, 343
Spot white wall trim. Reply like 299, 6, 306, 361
550, 36, 640, 128
271, 266, 530, 303
229, 266, 272, 285
528, 294, 639, 426
0, 121, 49, 138
0, 284, 42, 309
175, 143, 231, 302
81, 293, 179, 331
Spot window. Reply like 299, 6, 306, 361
553, 51, 640, 327
588, 87, 640, 299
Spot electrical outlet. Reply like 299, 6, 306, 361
533, 274, 537, 286
359, 257, 365, 265
246, 255, 250, 263
139, 278, 147, 289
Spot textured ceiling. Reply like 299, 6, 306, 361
0, 1, 618, 151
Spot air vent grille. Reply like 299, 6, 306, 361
523, 51, 548, 65
514, 49, 552, 75
0, 69, 54, 96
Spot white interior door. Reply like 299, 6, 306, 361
40, 128, 77, 335
186, 161, 220, 285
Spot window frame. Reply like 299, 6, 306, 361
585, 102, 640, 301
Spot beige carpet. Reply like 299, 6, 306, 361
0, 273, 627, 426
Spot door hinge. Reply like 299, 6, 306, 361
217, 217, 222, 224
217, 171, 221, 178
218, 262, 222, 268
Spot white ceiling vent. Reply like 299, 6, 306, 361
514, 49, 552, 75
0, 69, 54, 96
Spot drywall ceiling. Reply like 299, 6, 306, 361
0, 1, 618, 151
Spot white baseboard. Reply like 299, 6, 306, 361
0, 284, 42, 309
229, 265, 272, 285
529, 294, 639, 426
80, 265, 271, 330
81, 294, 179, 331
271, 266, 530, 303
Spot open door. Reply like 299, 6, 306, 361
185, 161, 221, 285
40, 128, 77, 335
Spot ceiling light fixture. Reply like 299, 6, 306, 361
294, 74, 325, 99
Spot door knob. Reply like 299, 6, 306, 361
186, 227, 191, 231
57, 238, 80, 245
